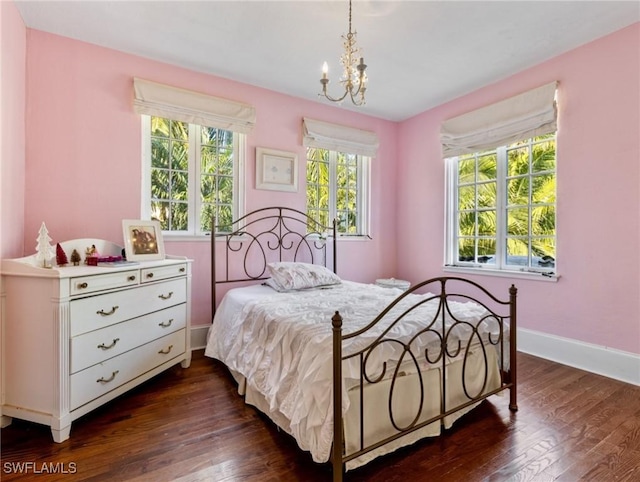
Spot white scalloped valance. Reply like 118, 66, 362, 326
441, 81, 558, 158
302, 118, 379, 158
133, 78, 256, 134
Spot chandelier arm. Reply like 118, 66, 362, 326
320, 86, 351, 103
349, 89, 366, 106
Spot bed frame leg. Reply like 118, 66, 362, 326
509, 385, 518, 412
333, 464, 344, 482
508, 284, 518, 411
332, 311, 344, 482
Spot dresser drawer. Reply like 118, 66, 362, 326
70, 329, 186, 410
70, 270, 139, 296
70, 278, 186, 336
141, 263, 188, 284
70, 303, 186, 374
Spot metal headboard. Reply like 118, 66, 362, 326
211, 206, 337, 316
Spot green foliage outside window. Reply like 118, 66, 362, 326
456, 134, 556, 268
149, 116, 236, 234
306, 147, 330, 229
336, 153, 359, 234
306, 147, 362, 235
200, 126, 234, 233
150, 117, 189, 231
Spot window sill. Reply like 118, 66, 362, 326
163, 234, 211, 242
443, 265, 559, 282
336, 235, 372, 241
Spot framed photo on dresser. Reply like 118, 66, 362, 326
122, 219, 165, 261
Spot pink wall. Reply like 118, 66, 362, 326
0, 0, 26, 259
22, 30, 398, 327
9, 14, 639, 356
397, 23, 640, 355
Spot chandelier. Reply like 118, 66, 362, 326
319, 0, 368, 106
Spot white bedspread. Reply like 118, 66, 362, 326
205, 281, 506, 463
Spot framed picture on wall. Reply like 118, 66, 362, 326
122, 219, 165, 261
256, 147, 298, 192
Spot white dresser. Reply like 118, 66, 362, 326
0, 239, 192, 442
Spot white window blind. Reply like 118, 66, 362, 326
133, 78, 256, 134
441, 81, 558, 158
302, 117, 379, 158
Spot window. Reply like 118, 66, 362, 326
301, 117, 378, 237
446, 134, 556, 274
441, 82, 558, 278
142, 115, 245, 236
133, 78, 255, 236
306, 147, 370, 235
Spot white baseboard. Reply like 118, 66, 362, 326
518, 328, 640, 386
190, 325, 210, 351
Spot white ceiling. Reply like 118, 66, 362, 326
15, 1, 640, 122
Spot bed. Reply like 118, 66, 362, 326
205, 207, 517, 481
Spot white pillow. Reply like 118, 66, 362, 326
266, 262, 341, 291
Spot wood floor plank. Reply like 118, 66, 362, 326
2, 351, 639, 481
497, 422, 603, 481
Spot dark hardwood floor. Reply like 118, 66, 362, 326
2, 350, 639, 481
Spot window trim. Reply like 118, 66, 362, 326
140, 115, 245, 238
444, 138, 558, 281
306, 147, 371, 238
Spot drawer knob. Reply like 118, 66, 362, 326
158, 291, 173, 300
179, 267, 185, 273
158, 345, 174, 355
97, 338, 120, 350
146, 273, 154, 279
96, 306, 119, 316
96, 370, 119, 384
128, 275, 136, 282
78, 282, 88, 289
159, 319, 173, 328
